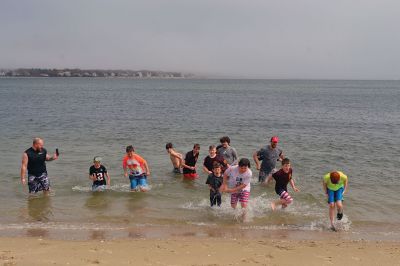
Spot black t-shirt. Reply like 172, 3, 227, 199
89, 165, 108, 186
26, 147, 47, 177
206, 173, 223, 191
272, 168, 292, 194
203, 155, 226, 172
183, 150, 199, 174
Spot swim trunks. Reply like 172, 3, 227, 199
327, 187, 344, 203
28, 172, 50, 193
129, 174, 148, 190
230, 191, 250, 205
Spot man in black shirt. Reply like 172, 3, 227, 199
20, 138, 58, 194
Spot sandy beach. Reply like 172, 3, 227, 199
1, 237, 399, 266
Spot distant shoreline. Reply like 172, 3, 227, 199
0, 68, 192, 78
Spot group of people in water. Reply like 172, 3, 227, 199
20, 136, 348, 231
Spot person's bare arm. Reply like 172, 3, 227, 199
106, 172, 111, 186
89, 173, 96, 181
20, 153, 28, 185
144, 160, 151, 176
290, 179, 299, 192
253, 151, 260, 170
226, 183, 246, 193
203, 165, 212, 174
279, 151, 284, 161
208, 184, 215, 193
322, 181, 328, 195
343, 178, 348, 194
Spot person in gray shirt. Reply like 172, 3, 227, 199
217, 136, 238, 166
253, 136, 284, 184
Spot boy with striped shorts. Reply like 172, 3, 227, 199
270, 158, 300, 210
221, 158, 252, 209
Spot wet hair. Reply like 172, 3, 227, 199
212, 162, 222, 169
126, 145, 134, 153
193, 143, 200, 149
330, 172, 340, 184
238, 158, 251, 168
282, 158, 290, 165
219, 136, 231, 144
209, 145, 216, 150
166, 143, 173, 150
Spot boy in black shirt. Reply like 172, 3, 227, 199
89, 157, 110, 192
270, 158, 299, 210
206, 162, 223, 207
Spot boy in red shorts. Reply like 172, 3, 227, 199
182, 144, 200, 179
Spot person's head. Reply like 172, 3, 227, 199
126, 145, 135, 157
32, 137, 44, 151
212, 162, 222, 176
166, 143, 173, 153
193, 144, 200, 155
219, 136, 231, 148
208, 145, 216, 156
330, 172, 340, 184
238, 158, 251, 174
93, 156, 102, 168
281, 158, 291, 173
270, 136, 279, 148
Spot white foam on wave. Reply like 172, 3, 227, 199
72, 183, 159, 193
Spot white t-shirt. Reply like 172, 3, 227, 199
225, 165, 252, 192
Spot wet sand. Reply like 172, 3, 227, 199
1, 237, 399, 265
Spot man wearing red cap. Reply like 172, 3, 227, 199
253, 136, 284, 184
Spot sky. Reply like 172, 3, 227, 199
1, 0, 400, 79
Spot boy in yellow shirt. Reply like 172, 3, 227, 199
323, 171, 348, 231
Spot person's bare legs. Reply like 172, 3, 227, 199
271, 198, 286, 211
329, 203, 336, 230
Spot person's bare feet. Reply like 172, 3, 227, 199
271, 202, 276, 211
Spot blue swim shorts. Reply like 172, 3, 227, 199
92, 184, 107, 192
327, 187, 344, 204
129, 175, 148, 190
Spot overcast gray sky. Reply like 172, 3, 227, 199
1, 0, 399, 79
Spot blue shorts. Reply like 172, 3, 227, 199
327, 187, 344, 203
92, 184, 106, 192
129, 175, 148, 190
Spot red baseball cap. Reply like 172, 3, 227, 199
271, 136, 279, 143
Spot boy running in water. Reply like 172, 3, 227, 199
89, 156, 111, 192
205, 162, 224, 207
270, 158, 299, 210
323, 171, 348, 231
220, 158, 252, 210
123, 145, 151, 192
166, 143, 183, 173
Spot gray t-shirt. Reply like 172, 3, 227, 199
257, 146, 282, 173
217, 146, 238, 165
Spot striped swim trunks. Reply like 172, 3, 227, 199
279, 190, 293, 204
231, 191, 250, 205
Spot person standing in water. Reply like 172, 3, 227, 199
20, 137, 58, 194
182, 144, 200, 180
89, 156, 110, 192
165, 143, 183, 174
217, 136, 238, 167
253, 136, 284, 184
203, 145, 227, 174
123, 145, 151, 192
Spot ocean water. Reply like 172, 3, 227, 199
0, 78, 399, 240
